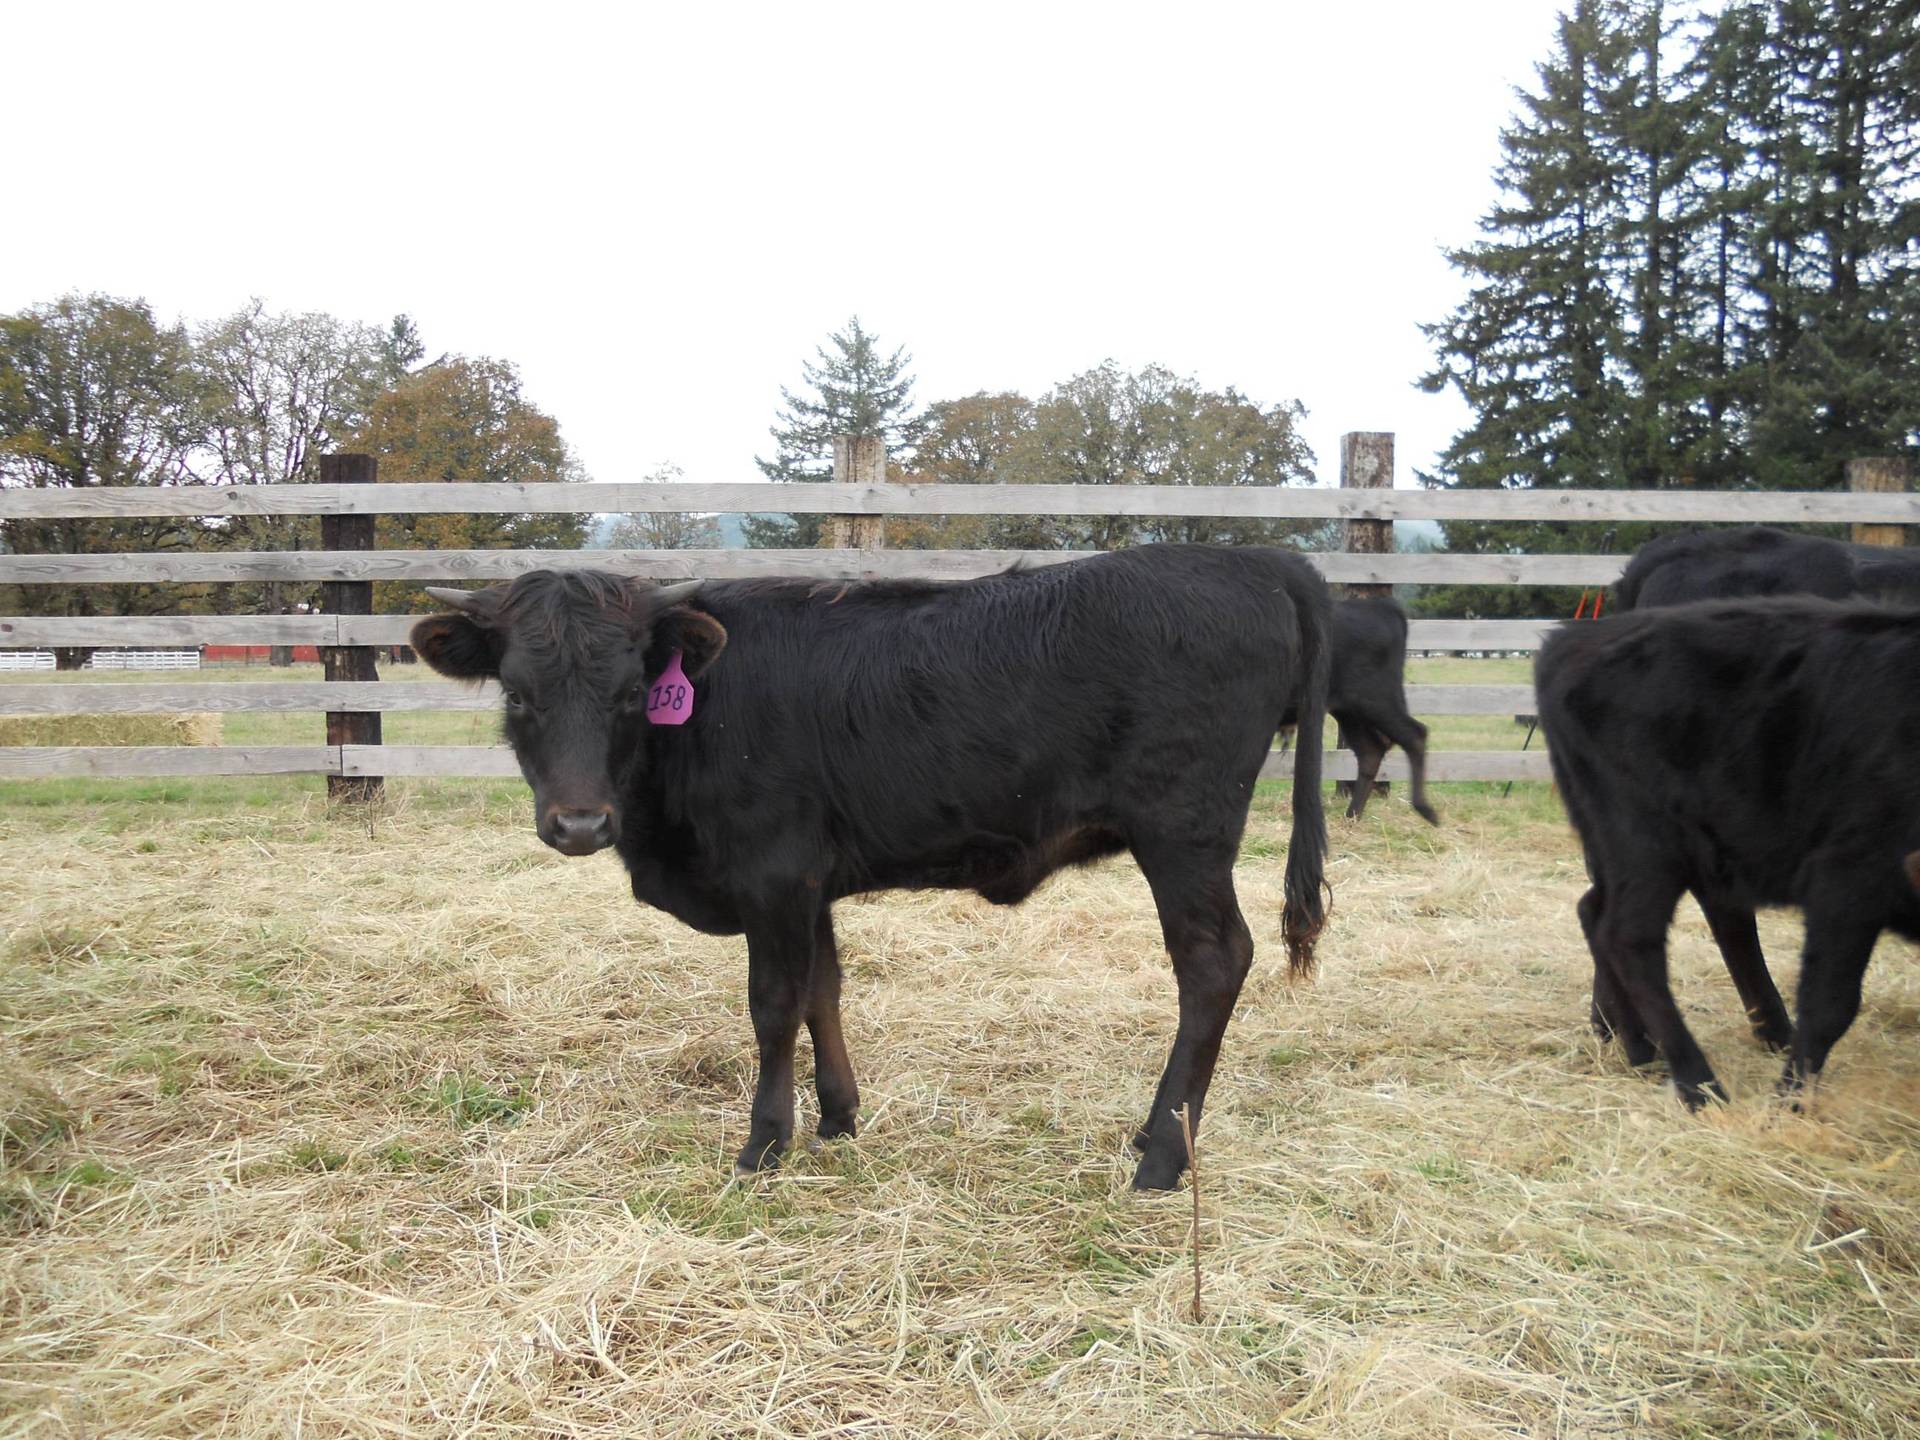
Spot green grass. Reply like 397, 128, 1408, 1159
414, 1073, 535, 1128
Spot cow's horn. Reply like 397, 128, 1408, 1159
652, 579, 703, 609
424, 585, 484, 612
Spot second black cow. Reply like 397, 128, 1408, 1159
1538, 599, 1920, 1106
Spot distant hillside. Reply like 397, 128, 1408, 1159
587, 512, 758, 548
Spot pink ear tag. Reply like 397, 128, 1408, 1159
645, 651, 695, 726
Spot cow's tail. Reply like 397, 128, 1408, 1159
1281, 574, 1331, 978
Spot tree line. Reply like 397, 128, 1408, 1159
746, 317, 1329, 553
9, 0, 1913, 645
0, 295, 587, 663
1420, 0, 1919, 614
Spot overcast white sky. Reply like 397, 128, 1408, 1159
4, 1, 1567, 492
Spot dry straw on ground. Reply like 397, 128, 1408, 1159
0, 712, 221, 747
2, 780, 1918, 1437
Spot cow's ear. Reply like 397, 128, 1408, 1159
650, 606, 728, 679
412, 586, 505, 678
411, 614, 500, 679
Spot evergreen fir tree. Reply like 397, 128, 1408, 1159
746, 317, 925, 547
1418, 0, 1638, 614
1419, 0, 1919, 618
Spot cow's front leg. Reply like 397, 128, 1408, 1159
735, 897, 818, 1176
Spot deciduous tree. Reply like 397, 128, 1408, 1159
604, 464, 722, 550
348, 356, 591, 613
0, 294, 204, 666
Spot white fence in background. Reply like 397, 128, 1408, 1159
0, 650, 202, 672
85, 650, 202, 671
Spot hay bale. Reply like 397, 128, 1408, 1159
0, 712, 223, 746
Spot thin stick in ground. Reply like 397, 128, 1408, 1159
1178, 1102, 1202, 1323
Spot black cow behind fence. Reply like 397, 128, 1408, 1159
1537, 599, 1920, 1106
1615, 525, 1920, 610
1287, 597, 1438, 824
411, 544, 1332, 1191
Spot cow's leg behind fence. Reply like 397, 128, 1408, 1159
1344, 720, 1390, 820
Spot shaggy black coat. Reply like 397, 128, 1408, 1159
413, 543, 1331, 1190
1537, 598, 1920, 1104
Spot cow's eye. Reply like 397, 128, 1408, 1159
627, 682, 649, 710
500, 687, 524, 709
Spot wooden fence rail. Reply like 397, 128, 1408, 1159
0, 614, 1565, 652
0, 547, 1635, 587
0, 745, 1556, 782
6, 479, 1916, 524
0, 680, 1543, 718
3, 443, 1912, 784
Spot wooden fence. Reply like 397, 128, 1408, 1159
2, 440, 1913, 788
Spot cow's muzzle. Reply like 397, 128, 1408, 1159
542, 804, 616, 857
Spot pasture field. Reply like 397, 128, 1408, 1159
3, 686, 1919, 1435
0, 654, 1545, 754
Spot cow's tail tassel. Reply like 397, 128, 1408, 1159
1281, 580, 1332, 979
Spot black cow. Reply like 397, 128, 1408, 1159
1537, 598, 1920, 1106
1615, 525, 1920, 611
1313, 598, 1437, 824
412, 544, 1332, 1190
1607, 526, 1920, 1052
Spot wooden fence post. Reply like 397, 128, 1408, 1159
1340, 432, 1395, 598
319, 453, 382, 803
822, 436, 887, 551
1848, 456, 1911, 549
1337, 432, 1395, 799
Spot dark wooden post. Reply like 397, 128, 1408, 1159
319, 453, 382, 802
1336, 432, 1395, 799
1340, 432, 1394, 599
821, 435, 886, 551
1848, 456, 1911, 550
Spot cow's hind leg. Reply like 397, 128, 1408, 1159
735, 894, 819, 1176
1697, 897, 1791, 1051
1345, 723, 1389, 820
807, 908, 860, 1141
1130, 844, 1254, 1191
1581, 884, 1656, 1067
1597, 878, 1725, 1108
1781, 907, 1879, 1098
1377, 711, 1438, 825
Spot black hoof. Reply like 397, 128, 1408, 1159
1130, 1151, 1186, 1191
1676, 1077, 1729, 1111
1414, 803, 1440, 826
817, 1111, 858, 1142
732, 1137, 785, 1177
1751, 1022, 1793, 1054
1622, 1040, 1660, 1070
1776, 1066, 1813, 1110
